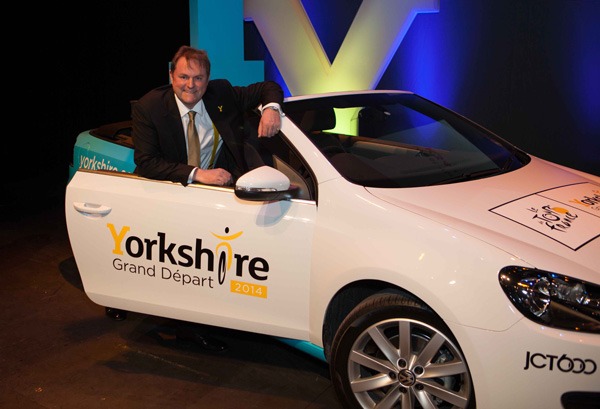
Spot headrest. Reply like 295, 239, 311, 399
299, 108, 336, 133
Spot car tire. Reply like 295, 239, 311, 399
330, 292, 474, 408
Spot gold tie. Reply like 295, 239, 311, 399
187, 111, 200, 166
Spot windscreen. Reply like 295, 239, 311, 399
285, 93, 529, 188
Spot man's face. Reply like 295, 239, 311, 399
170, 58, 209, 109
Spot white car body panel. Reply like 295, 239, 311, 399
367, 156, 600, 278
308, 176, 527, 340
453, 320, 600, 408
66, 171, 316, 339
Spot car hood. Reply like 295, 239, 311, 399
366, 156, 600, 281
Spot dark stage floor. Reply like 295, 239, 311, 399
0, 196, 342, 409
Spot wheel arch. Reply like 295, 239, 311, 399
322, 279, 434, 362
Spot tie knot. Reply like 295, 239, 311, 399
188, 111, 196, 121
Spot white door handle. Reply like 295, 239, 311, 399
73, 202, 112, 217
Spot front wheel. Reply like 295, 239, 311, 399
330, 292, 474, 408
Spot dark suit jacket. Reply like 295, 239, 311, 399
132, 79, 284, 185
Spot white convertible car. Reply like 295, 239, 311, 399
66, 90, 599, 409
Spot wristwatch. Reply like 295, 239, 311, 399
263, 105, 284, 116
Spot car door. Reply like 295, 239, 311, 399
65, 169, 316, 340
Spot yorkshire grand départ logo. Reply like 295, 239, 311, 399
79, 155, 121, 172
106, 223, 269, 298
569, 189, 600, 211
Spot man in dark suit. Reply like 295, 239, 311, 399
105, 46, 285, 352
132, 45, 284, 186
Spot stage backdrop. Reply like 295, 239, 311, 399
194, 0, 599, 176
13, 0, 598, 208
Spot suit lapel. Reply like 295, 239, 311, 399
204, 94, 245, 169
163, 88, 187, 162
